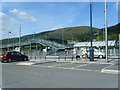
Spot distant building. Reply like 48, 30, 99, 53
73, 40, 119, 56
74, 40, 117, 48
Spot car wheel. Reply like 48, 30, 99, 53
24, 57, 28, 61
7, 58, 12, 63
1, 61, 5, 63
99, 55, 103, 59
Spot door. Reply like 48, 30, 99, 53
15, 52, 24, 61
9, 52, 16, 61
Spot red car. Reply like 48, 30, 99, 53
0, 51, 29, 63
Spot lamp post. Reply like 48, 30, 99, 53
46, 34, 48, 41
71, 33, 73, 42
35, 33, 38, 58
62, 28, 64, 45
89, 0, 94, 61
118, 34, 120, 59
30, 37, 32, 59
105, 0, 108, 62
8, 31, 11, 51
19, 24, 21, 52
13, 34, 16, 50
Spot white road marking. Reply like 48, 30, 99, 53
47, 63, 72, 67
72, 68, 100, 72
101, 64, 115, 70
53, 66, 100, 72
32, 63, 71, 68
31, 63, 100, 72
57, 67, 74, 69
100, 63, 119, 74
101, 69, 120, 74
72, 64, 88, 69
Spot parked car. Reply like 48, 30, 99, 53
0, 51, 29, 63
81, 48, 105, 59
88, 49, 105, 59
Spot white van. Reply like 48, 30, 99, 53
81, 48, 105, 59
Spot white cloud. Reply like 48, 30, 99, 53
51, 27, 62, 30
114, 1, 120, 10
118, 1, 120, 9
10, 9, 36, 22
0, 12, 19, 39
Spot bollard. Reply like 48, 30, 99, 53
58, 56, 60, 61
45, 56, 46, 60
65, 56, 66, 61
76, 55, 80, 60
30, 56, 32, 59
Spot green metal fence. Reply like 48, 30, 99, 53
0, 38, 66, 49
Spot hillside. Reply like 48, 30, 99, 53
1, 23, 120, 45
35, 26, 99, 43
96, 23, 120, 41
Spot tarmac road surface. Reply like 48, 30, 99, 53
1, 61, 119, 88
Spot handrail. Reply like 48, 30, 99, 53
0, 39, 66, 49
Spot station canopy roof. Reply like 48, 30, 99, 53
74, 40, 116, 47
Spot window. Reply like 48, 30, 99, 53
10, 52, 21, 55
16, 52, 22, 55
11, 52, 15, 55
8, 52, 12, 55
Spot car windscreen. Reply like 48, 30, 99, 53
0, 52, 6, 56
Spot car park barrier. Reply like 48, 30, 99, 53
58, 55, 74, 61
29, 55, 74, 61
30, 56, 59, 61
45, 56, 59, 61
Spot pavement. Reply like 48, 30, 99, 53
15, 56, 120, 74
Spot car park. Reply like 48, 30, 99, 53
0, 51, 29, 63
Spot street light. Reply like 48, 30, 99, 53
12, 34, 16, 50
8, 31, 11, 51
62, 28, 64, 45
33, 32, 38, 58
71, 33, 73, 42
19, 24, 21, 52
118, 34, 120, 59
89, 0, 94, 61
46, 34, 48, 41
104, 0, 108, 62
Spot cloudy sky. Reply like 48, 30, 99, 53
0, 1, 119, 39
